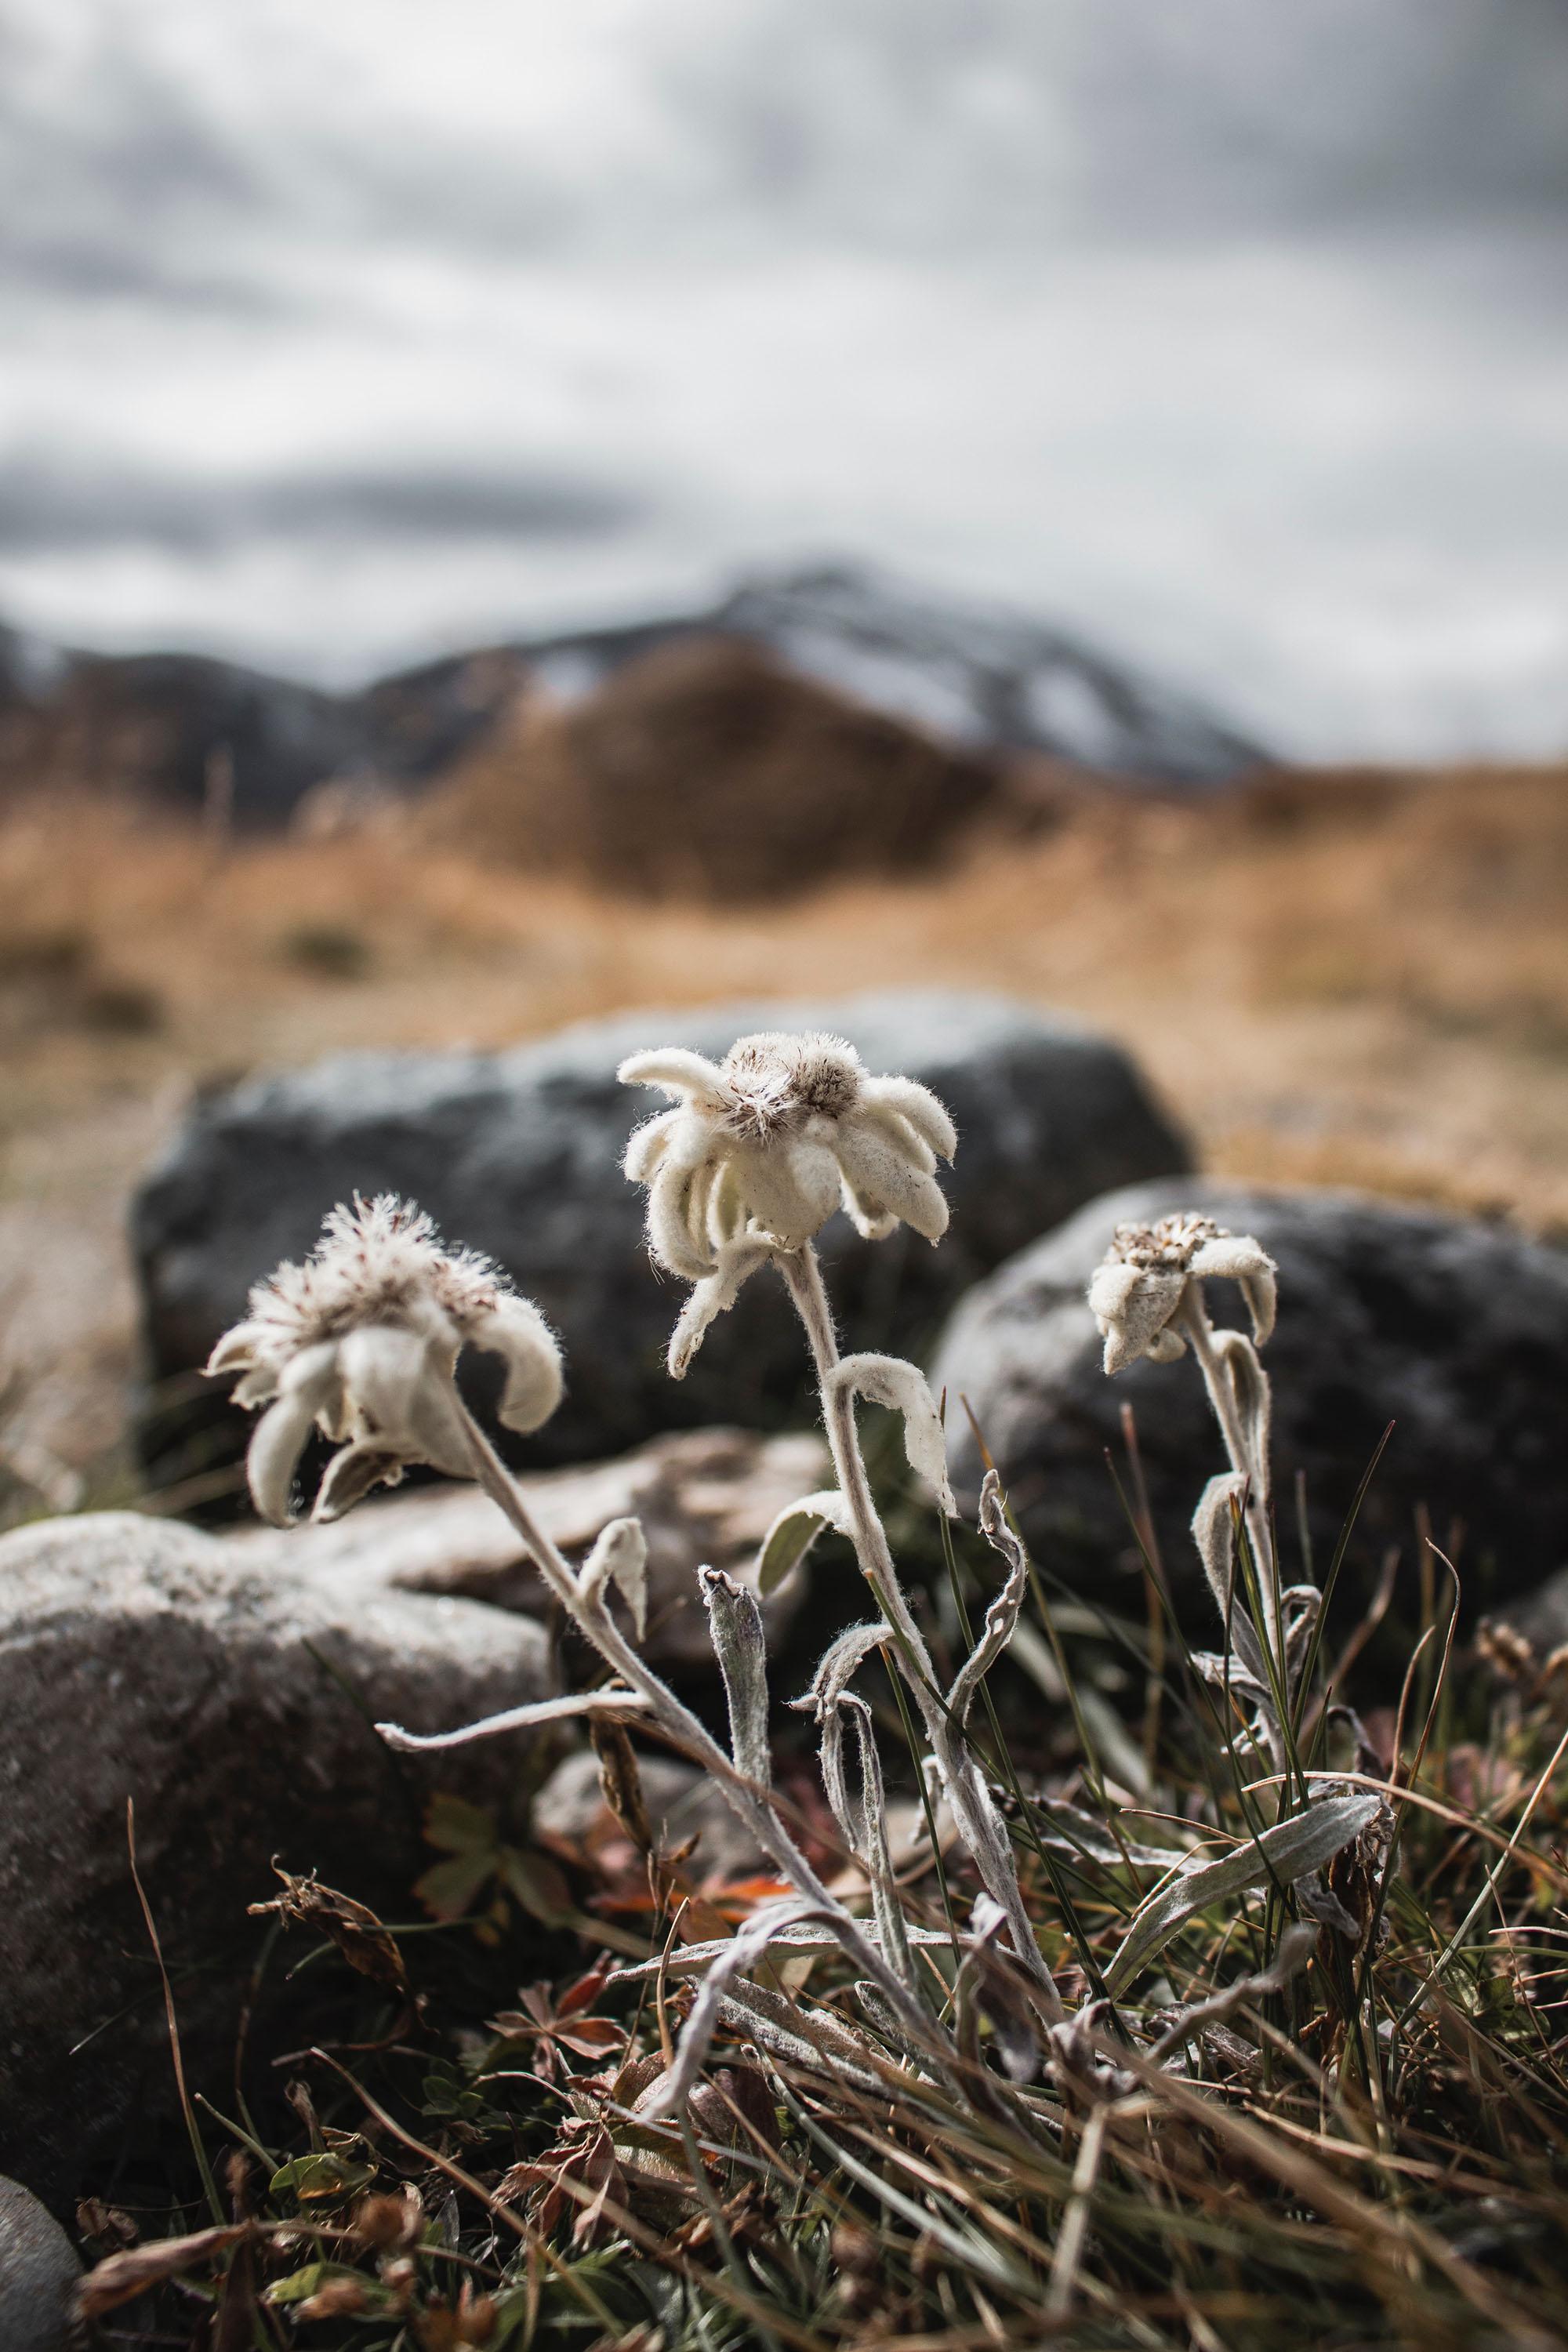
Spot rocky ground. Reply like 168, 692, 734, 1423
2, 759, 1566, 1512
3, 768, 1568, 2340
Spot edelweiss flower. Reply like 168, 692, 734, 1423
206, 1195, 562, 1526
619, 1030, 956, 1373
620, 1030, 955, 1276
1088, 1212, 1276, 1376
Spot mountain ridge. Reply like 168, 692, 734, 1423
0, 564, 1268, 828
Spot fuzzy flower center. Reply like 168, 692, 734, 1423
718, 1031, 863, 1143
249, 1197, 504, 1357
1107, 1212, 1225, 1275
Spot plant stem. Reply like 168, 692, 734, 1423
779, 1244, 1062, 2022
448, 1385, 947, 2067
1178, 1287, 1279, 1661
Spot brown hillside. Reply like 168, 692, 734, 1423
426, 635, 1008, 899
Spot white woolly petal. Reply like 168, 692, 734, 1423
854, 1098, 938, 1174
232, 1367, 279, 1409
839, 1179, 899, 1242
622, 1107, 681, 1182
336, 1323, 433, 1438
667, 1240, 773, 1379
1240, 1268, 1277, 1349
245, 1343, 339, 1526
1090, 1261, 1187, 1374
860, 1075, 957, 1161
685, 1156, 721, 1251
471, 1293, 564, 1436
647, 1153, 719, 1281
247, 1396, 318, 1526
727, 1136, 840, 1249
616, 1048, 732, 1110
314, 1442, 406, 1522
332, 1325, 470, 1476
1144, 1325, 1189, 1363
706, 1159, 748, 1245
1191, 1234, 1278, 1346
832, 1116, 949, 1243
205, 1319, 270, 1378
403, 1377, 476, 1478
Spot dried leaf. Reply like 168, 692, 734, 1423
78, 2223, 251, 2318
588, 1716, 655, 1853
249, 1867, 408, 1998
501, 1846, 575, 1929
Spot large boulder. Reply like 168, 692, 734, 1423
0, 1510, 550, 2203
0, 2176, 81, 2350
228, 1426, 827, 1670
933, 1180, 1568, 1623
132, 990, 1190, 1498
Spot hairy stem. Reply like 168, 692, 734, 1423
1178, 1287, 1280, 1658
448, 1385, 946, 2064
779, 1245, 1062, 2020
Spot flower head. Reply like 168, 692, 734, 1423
206, 1194, 562, 1525
619, 1030, 956, 1375
620, 1030, 955, 1279
1088, 1212, 1276, 1376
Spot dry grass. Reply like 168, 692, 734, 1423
2, 763, 1566, 1485
68, 1461, 1568, 2352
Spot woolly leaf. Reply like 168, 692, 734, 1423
950, 1472, 1029, 1722
699, 1566, 771, 1785
1105, 1793, 1383, 1995
579, 1517, 649, 1640
829, 1353, 955, 1514
757, 1489, 854, 1595
376, 1688, 652, 1753
606, 1919, 956, 1983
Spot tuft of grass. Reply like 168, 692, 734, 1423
74, 1446, 1568, 2352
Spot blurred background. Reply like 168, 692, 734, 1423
2, 0, 1566, 1515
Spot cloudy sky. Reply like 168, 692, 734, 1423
2, 0, 1567, 759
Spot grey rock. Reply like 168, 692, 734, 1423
132, 989, 1190, 1495
1514, 1571, 1568, 1653
0, 2175, 82, 2352
0, 1509, 550, 2202
227, 1426, 828, 1670
933, 1180, 1568, 1624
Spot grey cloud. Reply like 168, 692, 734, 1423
0, 455, 643, 557
652, 0, 1568, 246
5, 0, 1568, 321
